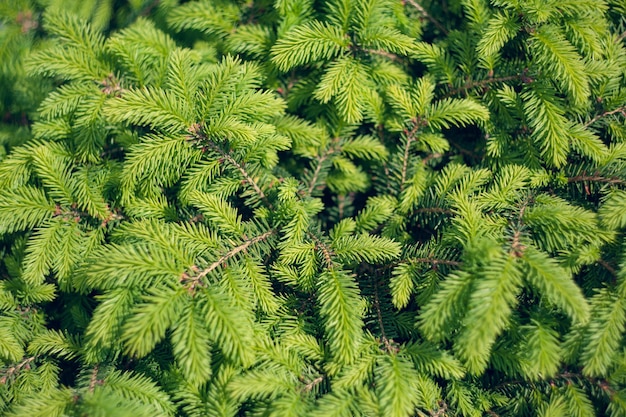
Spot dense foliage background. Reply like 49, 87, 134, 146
1, 0, 626, 416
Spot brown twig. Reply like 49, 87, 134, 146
430, 401, 448, 417
308, 232, 334, 268
215, 144, 270, 207
100, 73, 126, 97
189, 124, 272, 208
597, 258, 617, 277
414, 207, 454, 215
190, 230, 274, 287
0, 356, 37, 384
382, 163, 395, 195
509, 230, 527, 258
139, 0, 160, 17
405, 0, 449, 35
88, 365, 100, 392
447, 137, 482, 160
303, 375, 324, 393
584, 106, 626, 128
363, 48, 404, 63
371, 274, 390, 351
443, 74, 524, 99
400, 120, 422, 193
493, 370, 613, 396
421, 152, 443, 165
307, 139, 340, 196
410, 257, 461, 267
382, 256, 462, 274
337, 194, 346, 220
307, 151, 332, 196
16, 11, 37, 33
567, 173, 625, 186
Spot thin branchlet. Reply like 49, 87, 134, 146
584, 105, 626, 127
188, 124, 273, 208
187, 229, 274, 289
306, 138, 340, 196
405, 0, 448, 35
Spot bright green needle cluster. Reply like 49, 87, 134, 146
0, 0, 625, 416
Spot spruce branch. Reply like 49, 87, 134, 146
3, 2, 626, 415
400, 138, 414, 194
584, 105, 626, 127
187, 229, 274, 288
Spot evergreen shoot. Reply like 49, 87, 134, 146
1, 0, 626, 416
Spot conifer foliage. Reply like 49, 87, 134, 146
1, 0, 626, 416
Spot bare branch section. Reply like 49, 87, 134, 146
191, 229, 274, 287
306, 137, 340, 196
307, 149, 333, 196
584, 106, 626, 128
88, 365, 103, 392
410, 257, 461, 267
308, 232, 334, 268
302, 375, 324, 393
597, 258, 617, 277
371, 274, 391, 350
0, 356, 37, 384
209, 141, 271, 207
400, 120, 422, 193
567, 173, 626, 186
444, 74, 524, 99
363, 48, 403, 63
405, 0, 448, 35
